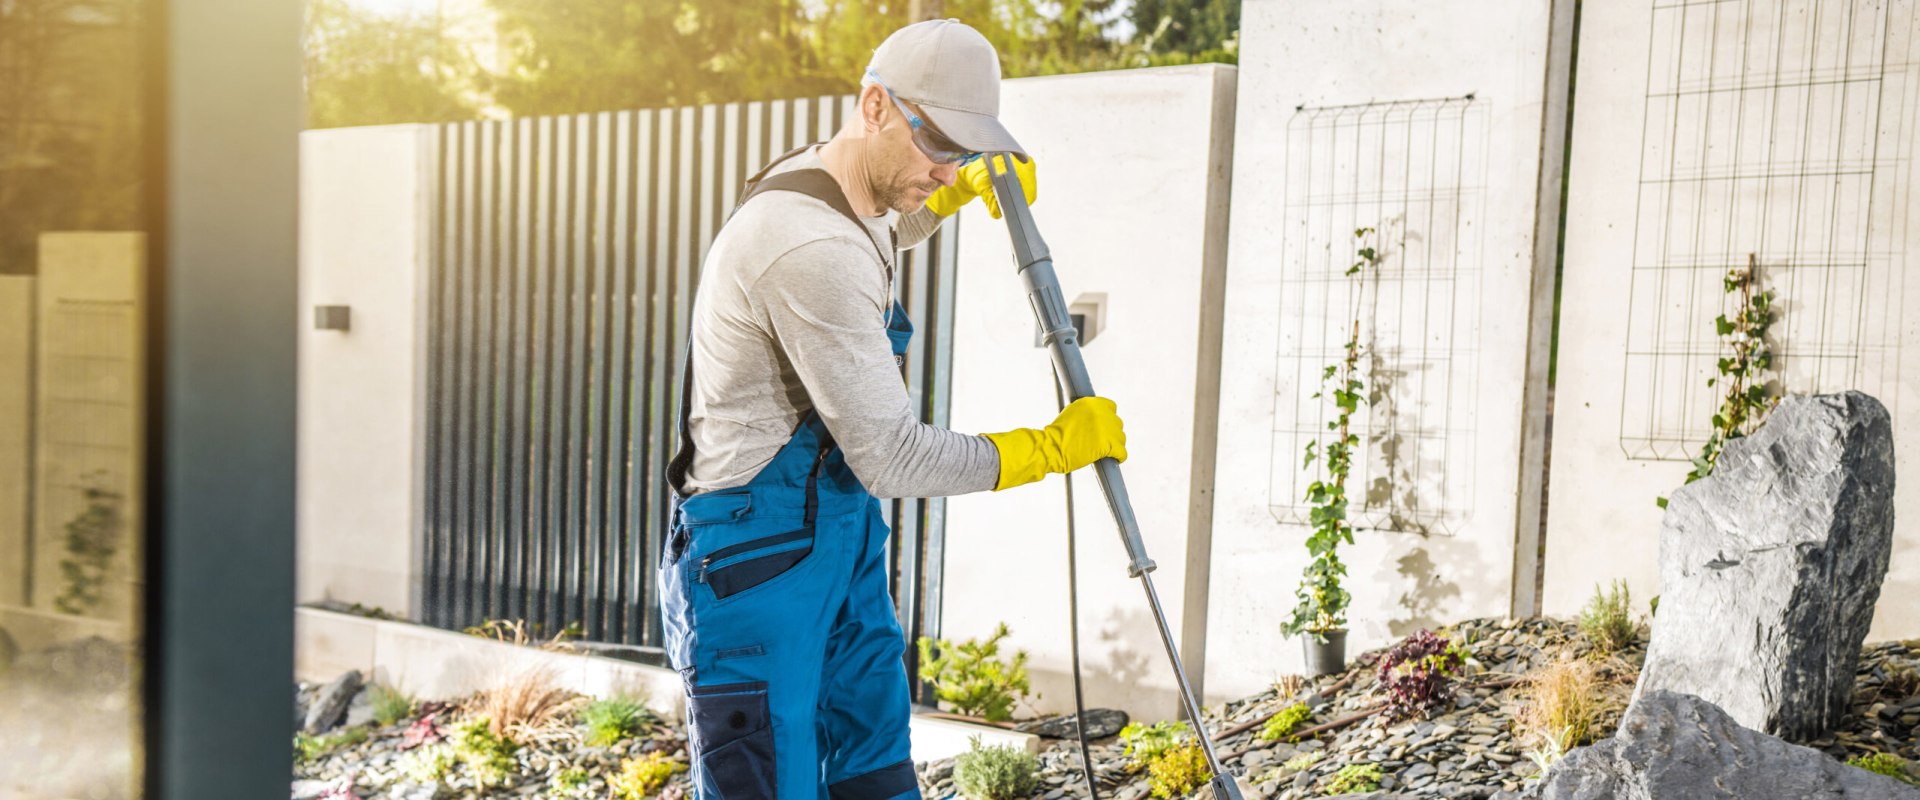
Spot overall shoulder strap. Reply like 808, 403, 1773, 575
736, 165, 896, 267
668, 146, 876, 497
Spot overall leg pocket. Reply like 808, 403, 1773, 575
697, 528, 815, 600
688, 681, 776, 798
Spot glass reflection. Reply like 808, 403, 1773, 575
0, 0, 149, 797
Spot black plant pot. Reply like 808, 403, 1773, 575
1302, 630, 1348, 676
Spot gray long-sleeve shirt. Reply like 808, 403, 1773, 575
682, 147, 1000, 499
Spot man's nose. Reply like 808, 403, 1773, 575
932, 161, 960, 187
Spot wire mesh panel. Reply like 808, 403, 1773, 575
1269, 97, 1487, 536
422, 98, 959, 648
1621, 0, 1916, 460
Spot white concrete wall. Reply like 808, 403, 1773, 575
1545, 0, 1920, 640
0, 276, 33, 608
942, 65, 1237, 723
297, 125, 435, 618
32, 233, 146, 623
1203, 0, 1571, 702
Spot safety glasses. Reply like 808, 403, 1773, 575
865, 68, 984, 168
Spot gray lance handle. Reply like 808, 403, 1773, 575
982, 157, 1155, 579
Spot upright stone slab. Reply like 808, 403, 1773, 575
1637, 392, 1896, 738
32, 233, 146, 625
1524, 692, 1920, 800
1201, 0, 1573, 703
0, 276, 32, 608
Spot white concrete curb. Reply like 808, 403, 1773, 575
294, 607, 1037, 763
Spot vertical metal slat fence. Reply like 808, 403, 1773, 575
421, 98, 957, 655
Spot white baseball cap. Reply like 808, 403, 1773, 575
866, 19, 1027, 160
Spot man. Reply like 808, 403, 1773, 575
659, 19, 1128, 799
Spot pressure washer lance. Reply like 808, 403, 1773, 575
985, 157, 1243, 800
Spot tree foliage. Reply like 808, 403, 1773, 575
0, 0, 143, 274
1127, 0, 1238, 65
305, 0, 1241, 128
305, 0, 481, 129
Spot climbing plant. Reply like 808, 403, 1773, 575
1283, 227, 1380, 642
55, 472, 123, 615
1657, 254, 1780, 509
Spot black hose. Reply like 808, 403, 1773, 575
1053, 366, 1099, 800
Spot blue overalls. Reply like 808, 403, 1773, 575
659, 148, 922, 800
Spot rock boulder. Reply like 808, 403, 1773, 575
1638, 391, 1896, 738
1523, 691, 1920, 799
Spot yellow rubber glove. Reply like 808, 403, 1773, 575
925, 154, 1038, 219
980, 396, 1127, 491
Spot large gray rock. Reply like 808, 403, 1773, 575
1638, 391, 1896, 738
303, 669, 363, 733
1522, 691, 1920, 799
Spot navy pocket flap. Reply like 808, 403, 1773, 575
688, 681, 769, 753
687, 681, 777, 798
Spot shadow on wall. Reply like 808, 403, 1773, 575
1366, 351, 1440, 532
1387, 545, 1466, 638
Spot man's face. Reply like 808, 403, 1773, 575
868, 88, 961, 214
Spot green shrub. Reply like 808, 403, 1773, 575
293, 726, 368, 765
1282, 751, 1323, 771
550, 765, 590, 793
916, 623, 1032, 722
608, 752, 684, 799
1849, 752, 1919, 785
451, 716, 519, 787
1258, 703, 1313, 743
368, 683, 416, 727
580, 695, 651, 747
1579, 580, 1638, 653
1146, 744, 1212, 798
1325, 763, 1383, 794
1119, 720, 1191, 771
397, 744, 456, 783
952, 738, 1040, 800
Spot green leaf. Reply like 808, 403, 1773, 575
1715, 315, 1735, 335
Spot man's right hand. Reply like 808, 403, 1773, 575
980, 396, 1127, 491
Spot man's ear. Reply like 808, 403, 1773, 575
859, 83, 891, 133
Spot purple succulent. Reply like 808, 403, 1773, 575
1376, 629, 1467, 720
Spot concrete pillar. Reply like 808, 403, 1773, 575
296, 124, 436, 619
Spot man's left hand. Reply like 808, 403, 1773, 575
925, 154, 1037, 219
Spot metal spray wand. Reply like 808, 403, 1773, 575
984, 157, 1242, 800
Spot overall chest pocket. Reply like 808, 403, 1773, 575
696, 528, 814, 600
